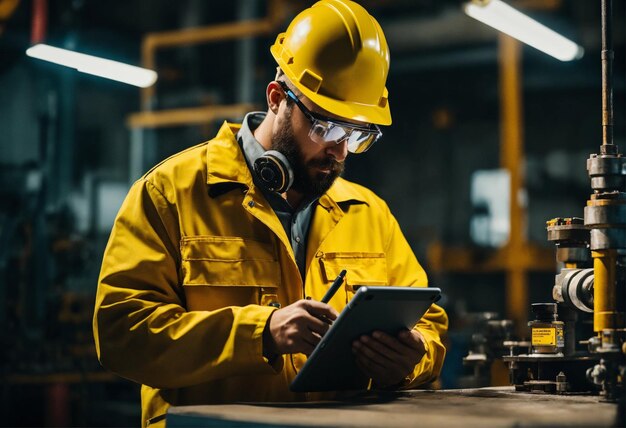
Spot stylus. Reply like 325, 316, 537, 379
321, 269, 347, 303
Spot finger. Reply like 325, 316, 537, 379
283, 317, 324, 350
295, 330, 320, 354
359, 335, 420, 378
353, 337, 403, 369
366, 331, 426, 366
358, 334, 408, 365
300, 326, 324, 348
397, 330, 426, 352
371, 331, 418, 357
305, 314, 333, 337
302, 300, 339, 320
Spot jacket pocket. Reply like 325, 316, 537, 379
319, 251, 388, 291
180, 236, 280, 311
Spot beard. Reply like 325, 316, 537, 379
271, 112, 344, 197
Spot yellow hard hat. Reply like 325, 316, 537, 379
270, 0, 391, 125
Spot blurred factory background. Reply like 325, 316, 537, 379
0, 0, 624, 426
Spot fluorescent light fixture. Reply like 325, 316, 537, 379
26, 43, 157, 88
464, 0, 583, 61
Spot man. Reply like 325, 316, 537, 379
93, 1, 448, 427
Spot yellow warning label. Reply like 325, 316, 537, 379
532, 328, 556, 346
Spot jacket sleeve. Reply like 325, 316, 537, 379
383, 208, 448, 389
93, 178, 280, 390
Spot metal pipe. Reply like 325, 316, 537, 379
30, 0, 47, 44
140, 0, 284, 110
593, 250, 619, 332
499, 33, 529, 336
236, 0, 258, 104
601, 0, 614, 150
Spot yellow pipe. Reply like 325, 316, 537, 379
592, 249, 621, 332
127, 103, 255, 129
140, 0, 284, 110
499, 33, 528, 335
141, 20, 274, 110
499, 34, 523, 249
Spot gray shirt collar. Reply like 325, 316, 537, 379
237, 111, 268, 169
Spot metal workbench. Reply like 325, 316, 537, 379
166, 387, 621, 427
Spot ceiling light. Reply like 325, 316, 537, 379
464, 0, 583, 61
26, 43, 158, 88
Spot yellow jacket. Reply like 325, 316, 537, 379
93, 122, 448, 427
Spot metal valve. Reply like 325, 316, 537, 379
587, 362, 607, 386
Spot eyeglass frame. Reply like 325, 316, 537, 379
276, 80, 382, 152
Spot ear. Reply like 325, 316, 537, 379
266, 81, 284, 115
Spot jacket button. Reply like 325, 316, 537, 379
248, 200, 255, 207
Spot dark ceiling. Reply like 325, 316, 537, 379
0, 0, 624, 95
3, 0, 622, 52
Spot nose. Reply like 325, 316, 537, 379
325, 139, 348, 162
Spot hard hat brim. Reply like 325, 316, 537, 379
301, 84, 392, 126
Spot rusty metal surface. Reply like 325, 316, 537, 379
167, 387, 618, 427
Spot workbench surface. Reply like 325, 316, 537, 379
167, 387, 620, 427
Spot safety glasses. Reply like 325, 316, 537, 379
277, 81, 382, 154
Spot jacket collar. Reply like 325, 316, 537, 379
206, 121, 253, 190
206, 121, 368, 207
325, 177, 368, 206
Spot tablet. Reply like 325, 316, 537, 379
290, 286, 441, 392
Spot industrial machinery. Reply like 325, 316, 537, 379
461, 312, 515, 387
503, 0, 625, 404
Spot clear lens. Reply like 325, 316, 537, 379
310, 123, 328, 142
347, 132, 376, 153
308, 119, 381, 154
324, 125, 348, 142
347, 130, 370, 145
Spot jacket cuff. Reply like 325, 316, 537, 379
403, 327, 445, 389
246, 304, 283, 373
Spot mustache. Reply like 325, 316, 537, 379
308, 157, 343, 171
